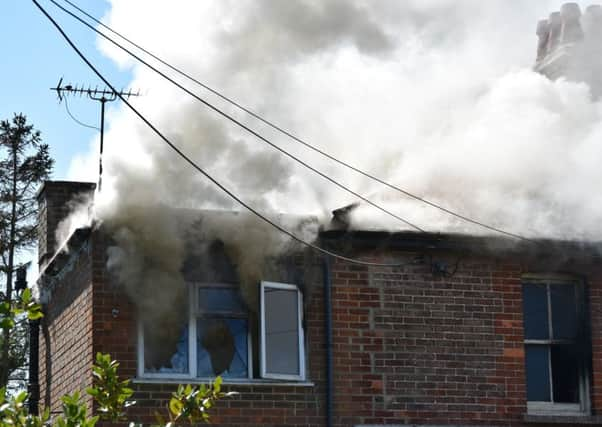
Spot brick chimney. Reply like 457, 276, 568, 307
37, 181, 96, 267
535, 3, 602, 97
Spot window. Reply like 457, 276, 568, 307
260, 281, 305, 380
522, 277, 590, 415
138, 281, 305, 381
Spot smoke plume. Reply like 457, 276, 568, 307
63, 1, 602, 353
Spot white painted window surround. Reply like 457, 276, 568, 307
138, 281, 306, 382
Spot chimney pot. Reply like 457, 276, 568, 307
560, 3, 584, 43
536, 19, 551, 60
547, 12, 563, 52
583, 4, 602, 38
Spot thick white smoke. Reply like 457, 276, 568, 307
62, 1, 602, 325
66, 0, 602, 241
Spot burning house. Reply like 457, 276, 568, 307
35, 179, 602, 427
34, 2, 602, 427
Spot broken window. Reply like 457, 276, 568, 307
138, 281, 305, 381
139, 292, 190, 378
142, 322, 189, 375
196, 286, 250, 378
522, 278, 590, 415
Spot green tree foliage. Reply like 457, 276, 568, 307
86, 353, 135, 422
0, 113, 53, 388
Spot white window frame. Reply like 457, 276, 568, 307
260, 281, 306, 381
138, 283, 252, 380
522, 275, 590, 416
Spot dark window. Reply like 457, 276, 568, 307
196, 286, 250, 379
522, 279, 589, 411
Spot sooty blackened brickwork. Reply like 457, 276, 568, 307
37, 181, 602, 426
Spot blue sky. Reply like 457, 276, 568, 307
1, 0, 131, 179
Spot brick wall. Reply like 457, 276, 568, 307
38, 208, 602, 426
327, 247, 602, 427
588, 270, 602, 414
38, 239, 94, 414
89, 231, 327, 427
329, 252, 520, 426
37, 181, 95, 267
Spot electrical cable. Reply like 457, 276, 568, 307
32, 0, 416, 268
49, 0, 423, 233
54, 0, 534, 243
63, 96, 100, 131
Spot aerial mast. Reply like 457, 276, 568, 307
51, 77, 140, 191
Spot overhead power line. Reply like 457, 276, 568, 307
54, 0, 533, 243
32, 0, 415, 268
49, 0, 423, 233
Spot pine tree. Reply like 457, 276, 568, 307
0, 114, 53, 388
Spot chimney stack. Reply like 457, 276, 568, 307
560, 3, 584, 44
534, 3, 602, 97
37, 181, 96, 267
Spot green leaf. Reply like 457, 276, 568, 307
14, 392, 27, 404
169, 398, 183, 416
0, 318, 14, 329
86, 388, 99, 397
121, 387, 134, 396
21, 288, 31, 304
27, 309, 43, 320
0, 302, 11, 315
213, 376, 222, 393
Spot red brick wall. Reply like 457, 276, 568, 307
36, 181, 95, 266
588, 271, 602, 414
40, 228, 602, 426
90, 232, 138, 378
89, 231, 327, 427
328, 249, 602, 426
39, 240, 94, 414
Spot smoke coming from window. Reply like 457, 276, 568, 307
63, 1, 602, 350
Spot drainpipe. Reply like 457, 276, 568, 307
323, 256, 334, 427
28, 318, 40, 415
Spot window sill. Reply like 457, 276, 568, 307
524, 414, 602, 424
133, 377, 315, 387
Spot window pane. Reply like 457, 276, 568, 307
523, 284, 549, 340
144, 323, 189, 374
551, 345, 580, 403
526, 345, 551, 402
264, 288, 300, 376
550, 284, 577, 340
198, 288, 245, 313
197, 318, 248, 378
